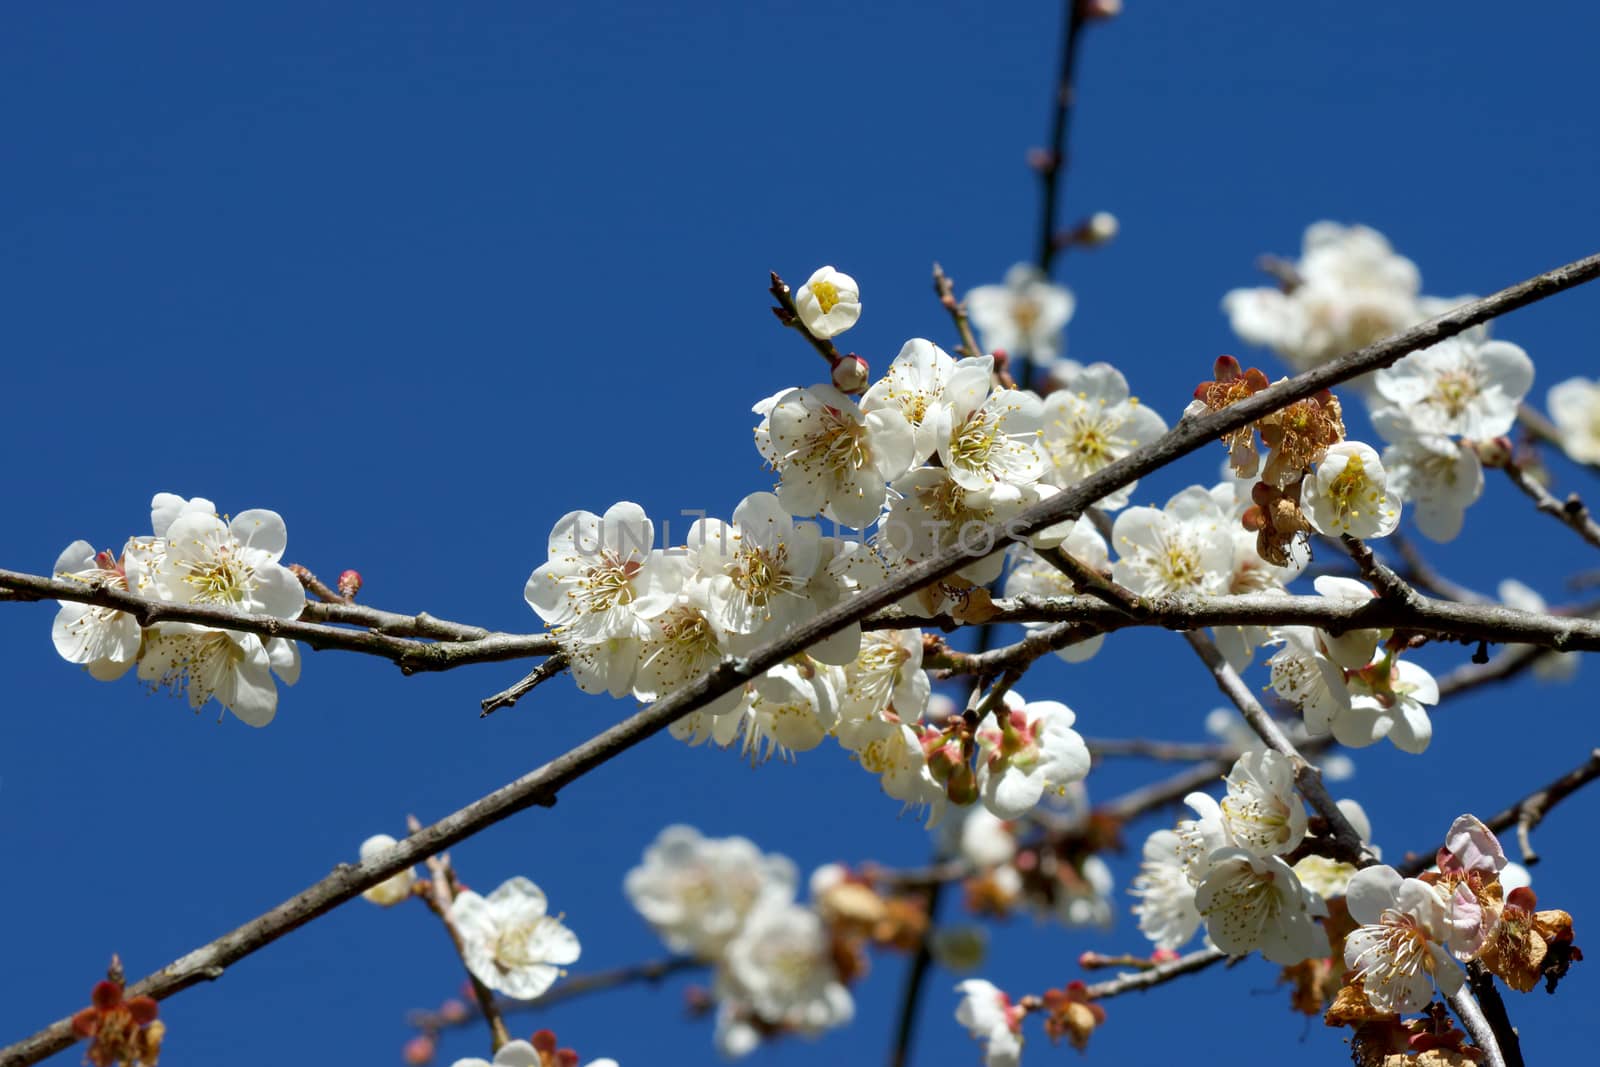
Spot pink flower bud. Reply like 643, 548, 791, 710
438, 998, 469, 1024
831, 354, 869, 394
1080, 0, 1122, 20
1474, 436, 1513, 468
402, 1036, 435, 1065
338, 569, 363, 599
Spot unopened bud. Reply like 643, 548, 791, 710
1085, 211, 1118, 242
1080, 0, 1122, 19
831, 354, 869, 394
402, 1035, 435, 1066
1474, 436, 1513, 468
1026, 147, 1058, 173
945, 761, 978, 806
338, 569, 363, 599
438, 998, 469, 1024
531, 1030, 559, 1054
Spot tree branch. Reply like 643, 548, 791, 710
1499, 459, 1600, 550
407, 956, 704, 1035
1081, 946, 1228, 1000
5, 249, 1599, 1066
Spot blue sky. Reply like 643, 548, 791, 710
3, 3, 1599, 1065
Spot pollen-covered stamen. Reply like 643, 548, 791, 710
1325, 454, 1378, 522
640, 604, 720, 676
492, 916, 565, 971
810, 280, 840, 315
573, 552, 642, 617
794, 405, 870, 475
731, 542, 796, 611
1221, 793, 1295, 852
1200, 864, 1283, 943
1430, 368, 1481, 419
950, 412, 1000, 474
1350, 910, 1432, 989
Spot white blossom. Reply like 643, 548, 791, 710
1193, 849, 1326, 964
1300, 441, 1401, 539
1378, 433, 1482, 543
966, 262, 1075, 366
953, 979, 1024, 1067
50, 541, 142, 680
451, 877, 580, 1000
690, 493, 822, 637
766, 384, 915, 528
1130, 829, 1202, 951
633, 580, 743, 716
1373, 337, 1534, 440
794, 265, 861, 339
358, 834, 417, 907
448, 1040, 542, 1067
1344, 865, 1467, 1013
879, 467, 1027, 588
932, 357, 1048, 492
974, 694, 1091, 819
624, 825, 797, 958
1219, 750, 1307, 858
138, 623, 281, 726
1266, 626, 1352, 732
718, 903, 853, 1040
1110, 486, 1233, 597
861, 339, 960, 463
1328, 655, 1439, 754
1039, 362, 1167, 509
525, 502, 680, 642
1547, 376, 1600, 464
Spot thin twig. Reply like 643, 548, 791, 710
409, 816, 511, 1052
1466, 961, 1526, 1067
6, 249, 1600, 1066
1034, 0, 1087, 276
1388, 532, 1491, 604
1081, 946, 1228, 1000
1499, 459, 1600, 549
288, 564, 348, 605
933, 263, 986, 360
407, 957, 704, 1034
480, 654, 571, 717
1446, 982, 1507, 1067
768, 271, 844, 368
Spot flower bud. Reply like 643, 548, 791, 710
831, 354, 870, 394
1474, 436, 1513, 468
438, 998, 469, 1024
338, 569, 363, 599
1080, 0, 1122, 19
946, 760, 979, 806
402, 1035, 435, 1065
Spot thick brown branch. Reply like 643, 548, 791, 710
5, 250, 1599, 1066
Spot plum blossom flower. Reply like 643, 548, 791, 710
878, 467, 1028, 588
632, 580, 743, 716
716, 903, 853, 1049
954, 979, 1024, 1067
51, 541, 142, 681
834, 714, 946, 825
358, 834, 417, 906
1373, 337, 1534, 440
932, 357, 1049, 491
152, 508, 306, 622
1038, 362, 1167, 509
1378, 433, 1482, 543
974, 694, 1091, 819
1110, 486, 1233, 597
451, 877, 581, 1000
1193, 849, 1326, 964
729, 663, 837, 762
138, 623, 282, 726
766, 384, 915, 528
525, 502, 679, 642
690, 493, 822, 637
966, 263, 1075, 366
1332, 653, 1439, 754
447, 1040, 542, 1067
1547, 376, 1600, 464
1131, 829, 1202, 951
835, 626, 930, 726
1344, 865, 1468, 1013
861, 339, 960, 463
1300, 441, 1401, 539
1266, 626, 1352, 730
1223, 222, 1424, 374
794, 266, 861, 339
625, 825, 797, 958
1218, 750, 1307, 858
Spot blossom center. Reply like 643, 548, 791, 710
810, 280, 841, 314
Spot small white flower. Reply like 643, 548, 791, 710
1131, 829, 1202, 951
954, 979, 1024, 1067
691, 493, 822, 637
861, 339, 960, 463
794, 266, 861, 339
632, 581, 742, 716
1110, 486, 1234, 597
1219, 750, 1307, 858
358, 834, 417, 907
1266, 626, 1352, 729
1300, 441, 1402, 539
974, 694, 1091, 819
1373, 337, 1534, 440
834, 626, 930, 726
1311, 575, 1382, 670
1194, 849, 1326, 964
834, 714, 947, 825
932, 357, 1049, 492
1547, 376, 1600, 464
878, 467, 1029, 588
525, 502, 680, 642
451, 877, 580, 1000
138, 623, 280, 727
1344, 864, 1467, 1013
729, 663, 837, 762
51, 540, 142, 681
957, 807, 1018, 870
718, 903, 853, 1036
767, 384, 915, 528
1334, 655, 1439, 754
154, 509, 307, 620
624, 825, 797, 958
1039, 362, 1167, 509
966, 262, 1076, 366
1378, 433, 1482, 543
448, 1039, 544, 1067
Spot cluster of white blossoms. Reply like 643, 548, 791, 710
50, 492, 305, 726
1131, 750, 1334, 964
450, 1042, 615, 1067
1224, 220, 1544, 544
625, 826, 852, 1058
